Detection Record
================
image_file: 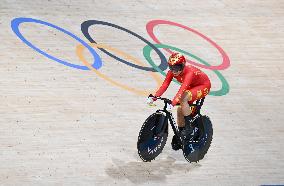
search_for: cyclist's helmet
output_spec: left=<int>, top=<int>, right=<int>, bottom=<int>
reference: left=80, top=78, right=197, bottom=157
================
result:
left=168, top=53, right=186, bottom=72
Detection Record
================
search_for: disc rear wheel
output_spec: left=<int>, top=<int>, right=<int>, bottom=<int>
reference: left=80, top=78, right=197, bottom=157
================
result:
left=182, top=115, right=213, bottom=163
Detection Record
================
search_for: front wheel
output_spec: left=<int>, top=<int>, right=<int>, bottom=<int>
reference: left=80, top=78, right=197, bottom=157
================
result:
left=182, top=115, right=213, bottom=163
left=137, top=112, right=168, bottom=162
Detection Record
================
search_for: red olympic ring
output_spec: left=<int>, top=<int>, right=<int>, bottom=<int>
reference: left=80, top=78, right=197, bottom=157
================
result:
left=146, top=20, right=230, bottom=70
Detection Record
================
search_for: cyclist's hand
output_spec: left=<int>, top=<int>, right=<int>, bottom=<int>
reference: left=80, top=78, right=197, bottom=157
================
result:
left=147, top=94, right=156, bottom=106
left=146, top=98, right=156, bottom=106
left=166, top=103, right=174, bottom=112
left=146, top=97, right=154, bottom=105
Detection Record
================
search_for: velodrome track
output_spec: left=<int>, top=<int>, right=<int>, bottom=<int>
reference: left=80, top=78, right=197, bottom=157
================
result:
left=0, top=0, right=283, bottom=185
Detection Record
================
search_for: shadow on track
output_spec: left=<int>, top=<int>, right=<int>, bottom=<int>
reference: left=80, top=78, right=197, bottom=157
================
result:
left=105, top=156, right=201, bottom=184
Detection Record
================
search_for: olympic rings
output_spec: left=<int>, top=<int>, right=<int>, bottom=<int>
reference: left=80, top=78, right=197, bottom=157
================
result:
left=146, top=20, right=230, bottom=70
left=81, top=20, right=168, bottom=72
left=11, top=17, right=102, bottom=70
left=143, top=44, right=229, bottom=96
left=11, top=17, right=230, bottom=97
left=76, top=43, right=163, bottom=96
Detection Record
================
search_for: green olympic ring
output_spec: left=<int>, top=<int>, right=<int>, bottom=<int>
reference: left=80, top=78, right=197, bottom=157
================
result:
left=143, top=44, right=230, bottom=96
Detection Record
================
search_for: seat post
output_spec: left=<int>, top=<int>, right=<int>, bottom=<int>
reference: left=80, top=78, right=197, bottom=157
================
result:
left=196, top=98, right=205, bottom=115
left=199, top=98, right=205, bottom=107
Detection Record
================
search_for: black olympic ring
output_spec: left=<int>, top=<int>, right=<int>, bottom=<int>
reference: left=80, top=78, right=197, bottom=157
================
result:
left=81, top=20, right=168, bottom=72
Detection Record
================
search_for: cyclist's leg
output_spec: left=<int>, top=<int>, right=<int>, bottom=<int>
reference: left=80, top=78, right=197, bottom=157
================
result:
left=177, top=106, right=185, bottom=128
left=180, top=84, right=210, bottom=117
left=180, top=92, right=193, bottom=116
left=172, top=106, right=184, bottom=150
left=180, top=83, right=211, bottom=140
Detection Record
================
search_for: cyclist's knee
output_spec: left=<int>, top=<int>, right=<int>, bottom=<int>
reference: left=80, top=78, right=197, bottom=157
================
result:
left=180, top=91, right=191, bottom=105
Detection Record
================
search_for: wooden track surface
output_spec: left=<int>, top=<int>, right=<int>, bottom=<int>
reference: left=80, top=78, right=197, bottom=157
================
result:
left=0, top=0, right=283, bottom=185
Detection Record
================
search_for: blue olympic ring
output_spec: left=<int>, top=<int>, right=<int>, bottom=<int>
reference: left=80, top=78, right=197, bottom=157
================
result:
left=11, top=17, right=102, bottom=70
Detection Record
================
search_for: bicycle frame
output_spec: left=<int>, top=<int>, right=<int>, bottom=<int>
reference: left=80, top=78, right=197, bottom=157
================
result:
left=153, top=97, right=205, bottom=139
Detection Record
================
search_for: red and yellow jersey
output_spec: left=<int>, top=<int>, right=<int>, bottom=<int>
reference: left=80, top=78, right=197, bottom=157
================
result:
left=154, top=65, right=211, bottom=106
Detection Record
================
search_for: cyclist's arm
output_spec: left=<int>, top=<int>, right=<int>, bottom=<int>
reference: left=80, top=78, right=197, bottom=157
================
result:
left=171, top=72, right=194, bottom=106
left=154, top=71, right=174, bottom=97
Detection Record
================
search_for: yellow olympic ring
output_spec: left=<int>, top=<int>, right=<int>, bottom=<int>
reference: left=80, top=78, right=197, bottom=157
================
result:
left=76, top=43, right=163, bottom=96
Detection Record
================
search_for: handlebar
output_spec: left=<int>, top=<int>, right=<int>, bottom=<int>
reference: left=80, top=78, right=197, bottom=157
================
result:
left=148, top=94, right=172, bottom=105
left=148, top=95, right=205, bottom=115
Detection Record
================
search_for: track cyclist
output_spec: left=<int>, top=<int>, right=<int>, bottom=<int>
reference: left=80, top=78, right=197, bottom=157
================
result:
left=147, top=53, right=211, bottom=150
